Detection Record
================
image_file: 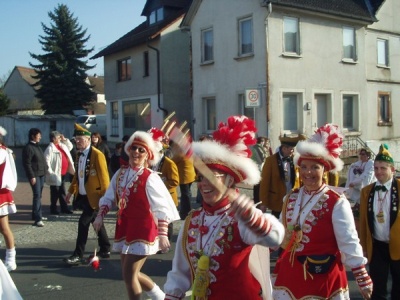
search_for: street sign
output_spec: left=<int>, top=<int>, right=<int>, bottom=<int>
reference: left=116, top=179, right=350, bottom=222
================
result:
left=245, top=89, right=261, bottom=107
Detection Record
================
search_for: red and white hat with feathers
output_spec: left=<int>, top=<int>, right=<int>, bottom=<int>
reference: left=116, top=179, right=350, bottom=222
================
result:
left=192, top=115, right=261, bottom=185
left=125, top=129, right=162, bottom=166
left=294, top=124, right=344, bottom=172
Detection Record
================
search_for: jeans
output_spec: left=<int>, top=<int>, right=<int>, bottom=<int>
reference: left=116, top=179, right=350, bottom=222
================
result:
left=30, top=176, right=45, bottom=222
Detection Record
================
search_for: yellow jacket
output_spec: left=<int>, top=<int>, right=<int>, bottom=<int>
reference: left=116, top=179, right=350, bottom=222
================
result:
left=359, top=178, right=400, bottom=261
left=160, top=156, right=180, bottom=206
left=172, top=155, right=196, bottom=185
left=259, top=153, right=300, bottom=212
left=68, top=147, right=110, bottom=209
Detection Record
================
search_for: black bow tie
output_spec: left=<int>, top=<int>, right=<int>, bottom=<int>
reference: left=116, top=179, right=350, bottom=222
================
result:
left=78, top=152, right=84, bottom=157
left=375, top=185, right=388, bottom=192
left=282, top=157, right=291, bottom=162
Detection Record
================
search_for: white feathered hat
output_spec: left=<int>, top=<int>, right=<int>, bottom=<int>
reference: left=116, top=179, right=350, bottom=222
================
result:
left=294, top=124, right=344, bottom=172
left=192, top=115, right=260, bottom=185
left=125, top=130, right=162, bottom=166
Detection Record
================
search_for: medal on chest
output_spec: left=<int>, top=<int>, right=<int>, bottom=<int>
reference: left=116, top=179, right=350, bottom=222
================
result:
left=79, top=169, right=84, bottom=178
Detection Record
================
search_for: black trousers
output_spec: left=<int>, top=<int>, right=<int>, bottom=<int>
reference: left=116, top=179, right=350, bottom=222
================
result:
left=50, top=175, right=70, bottom=212
left=370, top=239, right=400, bottom=300
left=179, top=183, right=192, bottom=219
left=72, top=194, right=110, bottom=258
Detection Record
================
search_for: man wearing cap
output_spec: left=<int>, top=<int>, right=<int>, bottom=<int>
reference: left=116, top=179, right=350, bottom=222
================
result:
left=63, top=124, right=111, bottom=265
left=359, top=144, right=400, bottom=299
left=259, top=134, right=304, bottom=218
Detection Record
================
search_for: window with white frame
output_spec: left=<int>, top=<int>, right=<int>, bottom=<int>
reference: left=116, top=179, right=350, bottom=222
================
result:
left=343, top=26, right=356, bottom=60
left=111, top=101, right=119, bottom=136
left=283, top=17, right=300, bottom=54
left=377, top=39, right=389, bottom=67
left=117, top=57, right=131, bottom=81
left=282, top=93, right=300, bottom=131
left=201, top=28, right=214, bottom=63
left=204, top=97, right=216, bottom=131
left=239, top=17, right=253, bottom=56
left=238, top=94, right=254, bottom=120
left=378, top=92, right=392, bottom=126
left=123, top=100, right=151, bottom=134
left=342, top=94, right=359, bottom=131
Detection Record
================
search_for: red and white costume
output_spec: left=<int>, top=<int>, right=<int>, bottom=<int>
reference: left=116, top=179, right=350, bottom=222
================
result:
left=272, top=185, right=367, bottom=299
left=164, top=197, right=284, bottom=300
left=0, top=145, right=17, bottom=216
left=99, top=165, right=180, bottom=255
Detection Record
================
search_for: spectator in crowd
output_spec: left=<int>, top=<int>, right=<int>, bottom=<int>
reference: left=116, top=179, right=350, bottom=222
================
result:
left=109, top=142, right=123, bottom=176
left=359, top=144, right=400, bottom=299
left=63, top=124, right=111, bottom=265
left=272, top=124, right=372, bottom=300
left=93, top=129, right=180, bottom=300
left=0, top=127, right=18, bottom=271
left=91, top=132, right=111, bottom=166
left=345, top=148, right=376, bottom=212
left=44, top=131, right=75, bottom=215
left=170, top=141, right=196, bottom=220
left=164, top=115, right=284, bottom=300
left=22, top=128, right=47, bottom=227
left=263, top=137, right=273, bottom=157
left=259, top=134, right=305, bottom=218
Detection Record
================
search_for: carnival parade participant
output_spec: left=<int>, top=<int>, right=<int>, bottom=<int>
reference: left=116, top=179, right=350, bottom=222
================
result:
left=272, top=124, right=372, bottom=299
left=0, top=127, right=18, bottom=271
left=164, top=115, right=285, bottom=300
left=359, top=144, right=400, bottom=299
left=93, top=129, right=180, bottom=300
left=259, top=134, right=305, bottom=218
left=63, top=124, right=111, bottom=265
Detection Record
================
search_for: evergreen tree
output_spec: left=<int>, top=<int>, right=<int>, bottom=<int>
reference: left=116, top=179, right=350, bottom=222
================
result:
left=0, top=89, right=10, bottom=116
left=29, top=4, right=95, bottom=114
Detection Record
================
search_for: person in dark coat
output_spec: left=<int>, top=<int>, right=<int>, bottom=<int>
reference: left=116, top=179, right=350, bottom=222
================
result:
left=22, top=128, right=47, bottom=227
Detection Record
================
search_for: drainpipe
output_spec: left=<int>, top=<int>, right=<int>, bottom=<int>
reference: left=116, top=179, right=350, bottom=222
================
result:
left=147, top=40, right=168, bottom=117
left=261, top=1, right=272, bottom=138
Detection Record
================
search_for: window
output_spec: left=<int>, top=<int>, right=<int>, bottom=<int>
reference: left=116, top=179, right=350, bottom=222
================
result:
left=343, top=27, right=356, bottom=60
left=149, top=7, right=164, bottom=25
left=117, top=58, right=131, bottom=81
left=123, top=100, right=151, bottom=134
left=342, top=94, right=359, bottom=131
left=238, top=94, right=254, bottom=120
left=377, top=39, right=389, bottom=67
left=111, top=101, right=119, bottom=136
left=239, top=17, right=253, bottom=56
left=283, top=17, right=300, bottom=54
left=143, top=51, right=149, bottom=77
left=282, top=93, right=301, bottom=131
left=378, top=92, right=392, bottom=126
left=201, top=28, right=214, bottom=63
left=204, top=97, right=216, bottom=131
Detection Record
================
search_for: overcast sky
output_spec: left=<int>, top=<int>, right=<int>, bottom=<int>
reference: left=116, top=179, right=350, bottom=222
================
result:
left=0, top=0, right=147, bottom=79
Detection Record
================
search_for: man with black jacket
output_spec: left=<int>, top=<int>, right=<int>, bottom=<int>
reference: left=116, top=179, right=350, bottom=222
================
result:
left=22, top=128, right=47, bottom=227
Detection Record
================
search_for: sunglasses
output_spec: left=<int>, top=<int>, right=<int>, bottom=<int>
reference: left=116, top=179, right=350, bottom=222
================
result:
left=130, top=146, right=147, bottom=154
left=196, top=173, right=225, bottom=182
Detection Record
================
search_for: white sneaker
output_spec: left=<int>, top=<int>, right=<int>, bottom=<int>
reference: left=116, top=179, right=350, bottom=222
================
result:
left=5, top=262, right=16, bottom=272
left=34, top=221, right=44, bottom=227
